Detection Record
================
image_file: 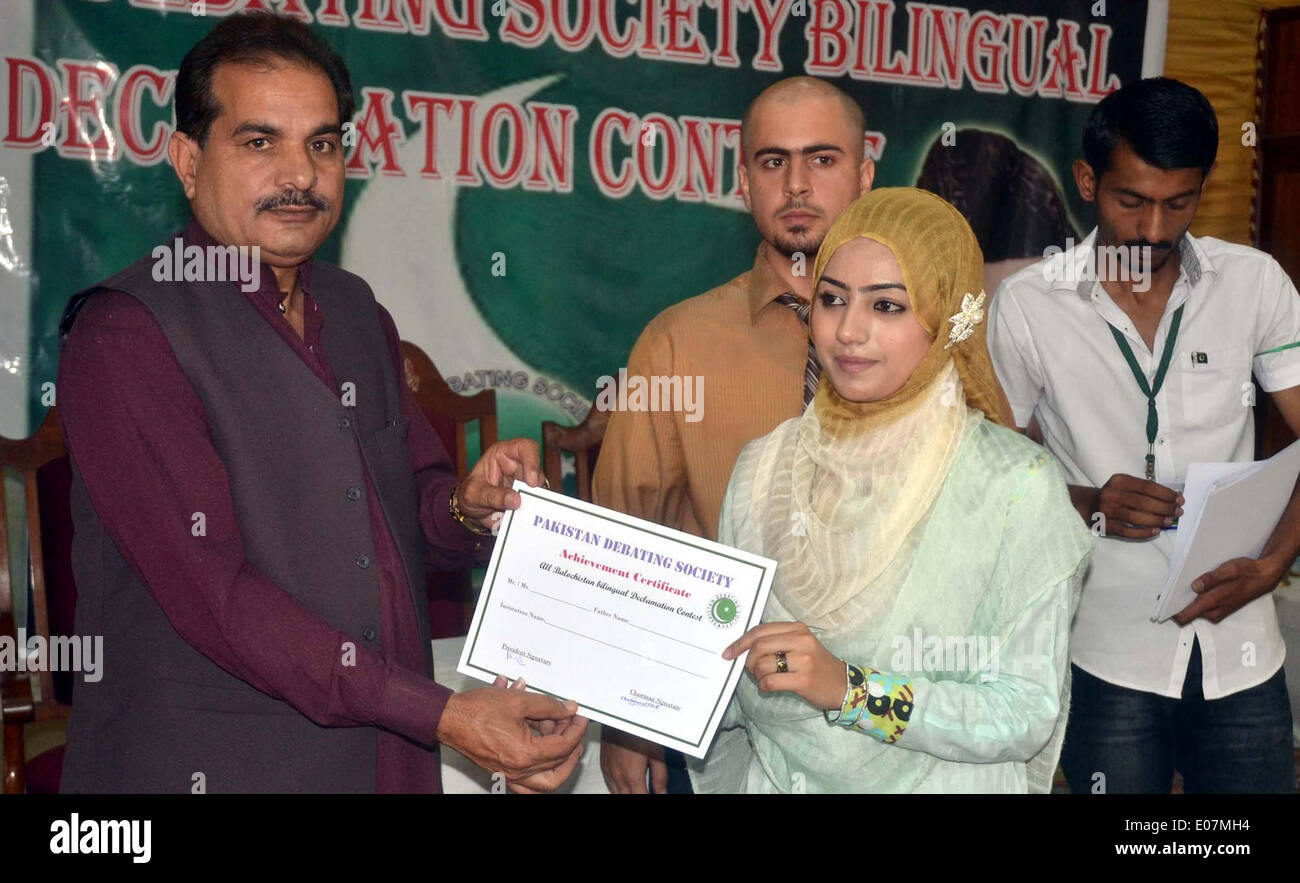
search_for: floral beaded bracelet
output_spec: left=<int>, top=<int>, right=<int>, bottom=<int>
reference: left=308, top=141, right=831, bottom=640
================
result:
left=824, top=661, right=915, bottom=744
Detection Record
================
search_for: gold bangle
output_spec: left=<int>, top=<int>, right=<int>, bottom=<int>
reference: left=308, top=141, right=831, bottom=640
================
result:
left=449, top=483, right=494, bottom=536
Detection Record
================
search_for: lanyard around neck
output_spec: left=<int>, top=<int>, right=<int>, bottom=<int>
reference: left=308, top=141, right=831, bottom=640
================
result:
left=1106, top=303, right=1185, bottom=480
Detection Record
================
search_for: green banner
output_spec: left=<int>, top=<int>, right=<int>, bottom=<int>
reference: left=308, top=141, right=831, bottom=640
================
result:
left=0, top=0, right=1163, bottom=442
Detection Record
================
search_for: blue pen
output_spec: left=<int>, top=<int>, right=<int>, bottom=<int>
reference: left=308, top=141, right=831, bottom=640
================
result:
left=1162, top=484, right=1185, bottom=531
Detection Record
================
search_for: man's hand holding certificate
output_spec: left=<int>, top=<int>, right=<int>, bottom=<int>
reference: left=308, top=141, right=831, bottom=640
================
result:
left=458, top=482, right=776, bottom=759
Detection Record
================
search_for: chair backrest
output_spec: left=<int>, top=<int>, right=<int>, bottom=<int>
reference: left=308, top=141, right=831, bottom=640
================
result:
left=1, top=408, right=76, bottom=792
left=0, top=408, right=70, bottom=713
left=400, top=341, right=497, bottom=477
left=399, top=342, right=497, bottom=640
left=541, top=386, right=613, bottom=503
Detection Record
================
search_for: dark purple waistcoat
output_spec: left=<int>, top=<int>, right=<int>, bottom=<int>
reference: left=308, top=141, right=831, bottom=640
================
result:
left=57, top=240, right=431, bottom=793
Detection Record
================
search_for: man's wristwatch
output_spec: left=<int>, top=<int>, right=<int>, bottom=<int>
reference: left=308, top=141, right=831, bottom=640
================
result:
left=449, top=483, right=494, bottom=536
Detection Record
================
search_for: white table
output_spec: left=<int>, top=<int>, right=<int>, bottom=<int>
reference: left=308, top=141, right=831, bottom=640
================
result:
left=434, top=636, right=610, bottom=793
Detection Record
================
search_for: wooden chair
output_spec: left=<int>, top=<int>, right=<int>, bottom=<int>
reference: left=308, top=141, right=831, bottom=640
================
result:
left=400, top=341, right=497, bottom=477
left=400, top=342, right=497, bottom=637
left=541, top=379, right=614, bottom=503
left=1, top=408, right=75, bottom=794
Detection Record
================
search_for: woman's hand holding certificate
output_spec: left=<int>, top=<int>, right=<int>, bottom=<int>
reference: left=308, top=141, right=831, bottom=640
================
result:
left=723, top=621, right=847, bottom=710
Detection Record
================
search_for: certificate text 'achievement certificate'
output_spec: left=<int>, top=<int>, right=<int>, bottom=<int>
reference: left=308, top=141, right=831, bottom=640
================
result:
left=457, top=482, right=776, bottom=759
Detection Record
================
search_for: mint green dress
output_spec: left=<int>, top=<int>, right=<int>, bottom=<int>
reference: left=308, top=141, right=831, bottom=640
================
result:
left=688, top=413, right=1094, bottom=793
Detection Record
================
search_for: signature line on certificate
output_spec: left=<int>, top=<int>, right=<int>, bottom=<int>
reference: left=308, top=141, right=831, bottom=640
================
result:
left=539, top=620, right=707, bottom=679
left=526, top=586, right=713, bottom=655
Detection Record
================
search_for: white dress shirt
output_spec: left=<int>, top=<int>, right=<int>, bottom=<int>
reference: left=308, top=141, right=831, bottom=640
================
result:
left=988, top=228, right=1300, bottom=699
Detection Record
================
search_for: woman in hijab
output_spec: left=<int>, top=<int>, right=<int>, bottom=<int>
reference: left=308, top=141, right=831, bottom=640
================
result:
left=688, top=188, right=1093, bottom=793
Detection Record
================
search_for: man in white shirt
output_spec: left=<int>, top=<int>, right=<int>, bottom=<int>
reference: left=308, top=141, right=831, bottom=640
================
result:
left=989, top=77, right=1300, bottom=793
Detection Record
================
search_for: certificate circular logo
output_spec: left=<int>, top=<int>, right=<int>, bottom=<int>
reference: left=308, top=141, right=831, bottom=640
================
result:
left=709, top=594, right=739, bottom=628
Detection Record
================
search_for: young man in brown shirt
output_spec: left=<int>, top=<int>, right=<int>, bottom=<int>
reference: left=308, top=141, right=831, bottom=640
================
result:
left=593, top=77, right=875, bottom=793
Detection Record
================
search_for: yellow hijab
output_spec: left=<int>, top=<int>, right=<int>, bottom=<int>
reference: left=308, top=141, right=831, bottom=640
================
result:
left=809, top=187, right=1014, bottom=436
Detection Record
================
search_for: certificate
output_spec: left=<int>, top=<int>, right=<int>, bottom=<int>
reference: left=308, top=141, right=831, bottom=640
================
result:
left=457, top=482, right=776, bottom=759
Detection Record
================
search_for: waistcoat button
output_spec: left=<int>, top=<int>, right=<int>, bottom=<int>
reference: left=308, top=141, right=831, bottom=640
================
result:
left=339, top=417, right=351, bottom=430
left=362, top=627, right=377, bottom=642
left=346, top=486, right=362, bottom=501
left=356, top=554, right=371, bottom=569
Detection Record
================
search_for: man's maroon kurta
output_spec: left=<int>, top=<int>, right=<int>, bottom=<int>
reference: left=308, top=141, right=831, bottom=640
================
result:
left=57, top=219, right=489, bottom=792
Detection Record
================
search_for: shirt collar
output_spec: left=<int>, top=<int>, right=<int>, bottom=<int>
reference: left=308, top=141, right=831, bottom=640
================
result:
left=1176, top=232, right=1214, bottom=287
left=182, top=217, right=315, bottom=308
left=1059, top=227, right=1217, bottom=300
left=747, top=241, right=803, bottom=324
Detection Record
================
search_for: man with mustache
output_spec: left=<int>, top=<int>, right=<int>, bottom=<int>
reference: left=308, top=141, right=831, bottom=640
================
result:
left=988, top=77, right=1300, bottom=793
left=54, top=12, right=587, bottom=793
left=593, top=76, right=874, bottom=793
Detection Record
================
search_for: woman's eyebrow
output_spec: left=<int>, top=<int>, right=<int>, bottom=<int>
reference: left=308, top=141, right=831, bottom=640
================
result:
left=819, top=277, right=907, bottom=293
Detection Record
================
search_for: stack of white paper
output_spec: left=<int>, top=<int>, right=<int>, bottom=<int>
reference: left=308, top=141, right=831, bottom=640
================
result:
left=1154, top=438, right=1300, bottom=623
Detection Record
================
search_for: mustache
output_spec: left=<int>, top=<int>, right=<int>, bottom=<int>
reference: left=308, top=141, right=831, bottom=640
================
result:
left=778, top=201, right=820, bottom=217
left=1124, top=239, right=1174, bottom=251
left=255, top=190, right=331, bottom=213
